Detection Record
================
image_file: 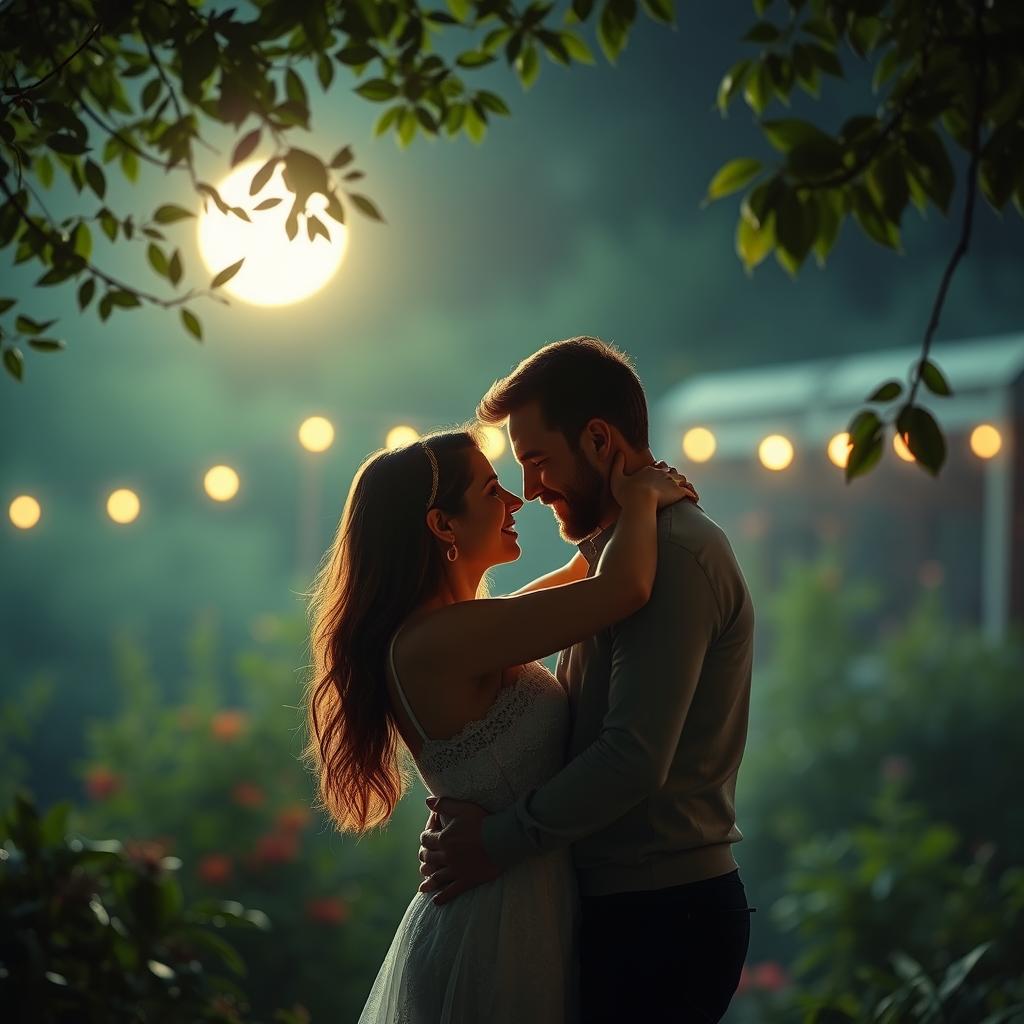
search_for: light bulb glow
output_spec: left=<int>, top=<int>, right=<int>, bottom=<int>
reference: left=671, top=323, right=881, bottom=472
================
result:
left=683, top=427, right=716, bottom=463
left=758, top=434, right=794, bottom=471
left=893, top=432, right=915, bottom=462
left=385, top=425, right=420, bottom=450
left=107, top=488, right=140, bottom=524
left=204, top=465, right=240, bottom=502
left=970, top=424, right=1002, bottom=459
left=9, top=495, right=41, bottom=529
left=299, top=416, right=335, bottom=453
left=827, top=432, right=853, bottom=469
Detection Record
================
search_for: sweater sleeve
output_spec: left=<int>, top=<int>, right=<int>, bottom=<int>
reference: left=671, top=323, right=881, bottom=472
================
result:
left=481, top=540, right=719, bottom=869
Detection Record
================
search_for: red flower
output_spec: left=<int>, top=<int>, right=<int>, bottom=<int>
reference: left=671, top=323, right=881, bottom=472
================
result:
left=750, top=961, right=790, bottom=992
left=231, top=782, right=266, bottom=808
left=197, top=854, right=233, bottom=885
left=252, top=831, right=299, bottom=866
left=210, top=709, right=248, bottom=742
left=84, top=766, right=122, bottom=801
left=275, top=804, right=312, bottom=832
left=305, top=897, right=349, bottom=925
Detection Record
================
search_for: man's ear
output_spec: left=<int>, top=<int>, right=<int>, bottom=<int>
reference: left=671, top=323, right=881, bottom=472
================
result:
left=426, top=508, right=455, bottom=545
left=583, top=419, right=615, bottom=464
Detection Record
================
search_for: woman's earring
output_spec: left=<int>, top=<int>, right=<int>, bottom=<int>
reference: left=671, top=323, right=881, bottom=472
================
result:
left=447, top=544, right=459, bottom=562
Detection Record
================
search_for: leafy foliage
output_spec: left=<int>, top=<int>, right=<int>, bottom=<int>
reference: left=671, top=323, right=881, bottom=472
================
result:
left=2, top=1, right=1021, bottom=480
left=0, top=791, right=283, bottom=1023
left=0, top=0, right=672, bottom=370
left=707, top=0, right=1024, bottom=479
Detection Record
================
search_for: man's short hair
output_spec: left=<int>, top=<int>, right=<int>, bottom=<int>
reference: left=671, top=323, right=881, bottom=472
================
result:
left=477, top=336, right=649, bottom=450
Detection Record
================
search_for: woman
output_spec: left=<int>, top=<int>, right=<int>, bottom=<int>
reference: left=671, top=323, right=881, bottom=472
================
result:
left=304, top=426, right=694, bottom=1023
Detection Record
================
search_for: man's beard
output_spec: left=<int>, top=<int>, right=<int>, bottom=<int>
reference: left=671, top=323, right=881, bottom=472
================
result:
left=548, top=458, right=607, bottom=543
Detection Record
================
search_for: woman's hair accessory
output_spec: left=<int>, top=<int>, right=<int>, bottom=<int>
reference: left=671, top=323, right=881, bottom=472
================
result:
left=422, top=443, right=439, bottom=509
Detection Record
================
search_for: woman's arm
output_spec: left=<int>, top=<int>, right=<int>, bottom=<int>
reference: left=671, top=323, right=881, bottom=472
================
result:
left=508, top=551, right=590, bottom=597
left=405, top=456, right=690, bottom=678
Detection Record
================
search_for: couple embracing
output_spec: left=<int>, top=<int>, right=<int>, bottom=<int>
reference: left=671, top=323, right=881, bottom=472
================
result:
left=305, top=337, right=755, bottom=1023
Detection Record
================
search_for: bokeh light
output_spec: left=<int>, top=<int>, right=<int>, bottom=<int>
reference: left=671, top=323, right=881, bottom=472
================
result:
left=9, top=495, right=41, bottom=530
left=970, top=424, right=1002, bottom=459
left=299, top=416, right=335, bottom=453
left=204, top=465, right=241, bottom=502
left=893, top=432, right=915, bottom=462
left=827, top=432, right=853, bottom=469
left=683, top=427, right=717, bottom=463
left=107, top=488, right=140, bottom=524
left=479, top=425, right=507, bottom=461
left=385, top=424, right=420, bottom=450
left=758, top=434, right=794, bottom=471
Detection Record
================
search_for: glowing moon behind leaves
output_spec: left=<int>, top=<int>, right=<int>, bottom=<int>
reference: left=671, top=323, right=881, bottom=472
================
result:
left=197, top=159, right=348, bottom=307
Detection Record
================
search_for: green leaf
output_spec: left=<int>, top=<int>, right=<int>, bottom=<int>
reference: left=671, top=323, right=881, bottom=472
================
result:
left=3, top=346, right=24, bottom=380
left=642, top=0, right=674, bottom=25
left=807, top=44, right=842, bottom=77
left=867, top=380, right=903, bottom=402
left=35, top=154, right=54, bottom=189
left=109, top=290, right=140, bottom=309
left=210, top=259, right=244, bottom=289
left=0, top=298, right=15, bottom=314
left=560, top=32, right=595, bottom=64
left=736, top=209, right=774, bottom=272
left=845, top=425, right=883, bottom=482
left=477, top=91, right=511, bottom=116
left=349, top=193, right=384, bottom=222
left=147, top=243, right=169, bottom=279
left=447, top=0, right=471, bottom=21
left=84, top=160, right=106, bottom=199
left=897, top=405, right=946, bottom=475
left=335, top=44, right=378, bottom=66
left=317, top=53, right=335, bottom=90
left=851, top=184, right=900, bottom=250
left=141, top=77, right=163, bottom=110
left=706, top=158, right=763, bottom=202
left=253, top=198, right=282, bottom=211
left=77, top=279, right=95, bottom=310
left=168, top=250, right=182, bottom=286
left=180, top=308, right=203, bottom=341
left=867, top=150, right=909, bottom=223
left=517, top=44, right=540, bottom=88
left=27, top=337, right=64, bottom=352
left=231, top=129, right=261, bottom=168
left=743, top=61, right=771, bottom=115
left=153, top=205, right=195, bottom=224
left=904, top=130, right=954, bottom=214
left=920, top=359, right=952, bottom=397
left=717, top=59, right=752, bottom=115
left=16, top=316, right=56, bottom=336
left=457, top=50, right=496, bottom=68
left=46, top=133, right=87, bottom=156
left=355, top=79, right=399, bottom=101
left=743, top=21, right=781, bottom=43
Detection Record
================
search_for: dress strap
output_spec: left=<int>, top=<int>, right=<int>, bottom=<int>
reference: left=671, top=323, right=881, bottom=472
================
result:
left=388, top=629, right=429, bottom=743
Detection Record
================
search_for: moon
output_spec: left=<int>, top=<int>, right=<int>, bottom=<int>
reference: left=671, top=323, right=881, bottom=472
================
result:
left=196, top=159, right=348, bottom=307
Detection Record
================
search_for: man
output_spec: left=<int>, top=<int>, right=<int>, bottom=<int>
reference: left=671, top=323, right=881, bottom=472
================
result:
left=419, top=336, right=755, bottom=1022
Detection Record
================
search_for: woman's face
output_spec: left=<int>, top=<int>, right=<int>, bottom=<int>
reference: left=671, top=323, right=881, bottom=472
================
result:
left=451, top=448, right=524, bottom=568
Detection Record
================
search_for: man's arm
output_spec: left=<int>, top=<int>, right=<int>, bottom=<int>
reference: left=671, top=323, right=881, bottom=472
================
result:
left=480, top=539, right=719, bottom=869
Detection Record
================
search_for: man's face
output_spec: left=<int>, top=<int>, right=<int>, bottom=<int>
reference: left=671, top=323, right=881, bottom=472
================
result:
left=507, top=402, right=607, bottom=543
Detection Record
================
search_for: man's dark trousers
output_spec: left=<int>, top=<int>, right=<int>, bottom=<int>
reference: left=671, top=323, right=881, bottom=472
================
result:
left=579, top=869, right=752, bottom=1022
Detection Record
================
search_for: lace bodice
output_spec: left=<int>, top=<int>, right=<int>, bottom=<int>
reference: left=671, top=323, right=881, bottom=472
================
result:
left=411, top=661, right=569, bottom=813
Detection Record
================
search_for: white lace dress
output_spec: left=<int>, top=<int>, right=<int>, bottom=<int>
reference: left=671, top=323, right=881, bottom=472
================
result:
left=358, top=655, right=579, bottom=1024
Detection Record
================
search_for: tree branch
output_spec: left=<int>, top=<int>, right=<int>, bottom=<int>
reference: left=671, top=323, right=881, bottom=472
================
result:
left=0, top=173, right=210, bottom=310
left=906, top=0, right=986, bottom=408
left=1, top=21, right=102, bottom=96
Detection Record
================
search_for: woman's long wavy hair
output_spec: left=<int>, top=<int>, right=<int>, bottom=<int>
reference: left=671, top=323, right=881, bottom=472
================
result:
left=304, top=428, right=481, bottom=834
